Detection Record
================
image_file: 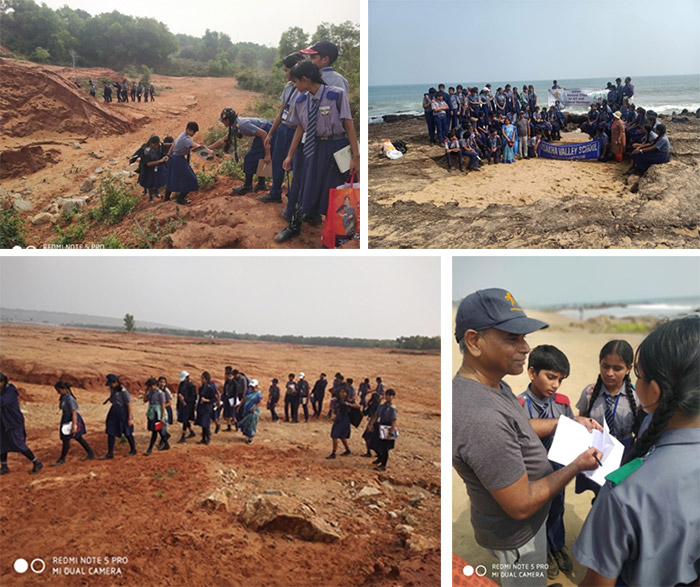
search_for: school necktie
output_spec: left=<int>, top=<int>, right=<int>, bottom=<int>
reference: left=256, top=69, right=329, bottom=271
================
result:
left=304, top=97, right=319, bottom=160
left=535, top=400, right=549, bottom=419
left=604, top=394, right=616, bottom=433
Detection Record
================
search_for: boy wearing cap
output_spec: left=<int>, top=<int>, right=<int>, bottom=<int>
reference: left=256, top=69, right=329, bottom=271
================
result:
left=452, top=288, right=602, bottom=587
left=300, top=40, right=349, bottom=95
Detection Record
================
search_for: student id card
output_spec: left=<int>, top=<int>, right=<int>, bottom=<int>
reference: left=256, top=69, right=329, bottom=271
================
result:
left=333, top=145, right=353, bottom=173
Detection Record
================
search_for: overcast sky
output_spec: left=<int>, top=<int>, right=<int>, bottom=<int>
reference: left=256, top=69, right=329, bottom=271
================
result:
left=0, top=257, right=440, bottom=339
left=369, top=0, right=700, bottom=85
left=38, top=0, right=359, bottom=47
left=453, top=256, right=700, bottom=307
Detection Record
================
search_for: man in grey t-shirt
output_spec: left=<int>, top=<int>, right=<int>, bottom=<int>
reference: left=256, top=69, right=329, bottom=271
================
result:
left=452, top=288, right=602, bottom=586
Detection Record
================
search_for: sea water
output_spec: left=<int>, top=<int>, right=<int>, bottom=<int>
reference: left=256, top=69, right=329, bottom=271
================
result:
left=369, top=74, right=700, bottom=123
left=553, top=296, right=699, bottom=321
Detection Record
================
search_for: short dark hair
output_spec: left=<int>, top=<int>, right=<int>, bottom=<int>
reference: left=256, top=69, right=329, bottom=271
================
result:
left=347, top=378, right=353, bottom=385
left=290, top=61, right=324, bottom=85
left=283, top=52, right=305, bottom=69
left=186, top=121, right=199, bottom=132
left=146, top=377, right=158, bottom=387
left=202, top=371, right=211, bottom=382
left=528, top=345, right=570, bottom=377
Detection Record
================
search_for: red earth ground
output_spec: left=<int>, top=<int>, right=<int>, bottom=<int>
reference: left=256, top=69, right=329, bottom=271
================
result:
left=0, top=323, right=439, bottom=586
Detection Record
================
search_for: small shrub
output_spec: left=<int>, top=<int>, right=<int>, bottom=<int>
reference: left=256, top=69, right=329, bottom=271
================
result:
left=52, top=218, right=89, bottom=245
left=90, top=177, right=140, bottom=225
left=196, top=171, right=217, bottom=190
left=99, top=234, right=124, bottom=249
left=218, top=158, right=245, bottom=180
left=0, top=208, right=27, bottom=248
left=203, top=125, right=227, bottom=146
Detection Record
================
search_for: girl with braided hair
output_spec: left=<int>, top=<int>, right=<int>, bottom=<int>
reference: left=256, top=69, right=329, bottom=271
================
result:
left=573, top=315, right=700, bottom=587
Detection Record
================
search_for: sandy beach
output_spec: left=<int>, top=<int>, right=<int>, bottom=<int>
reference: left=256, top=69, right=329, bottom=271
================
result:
left=451, top=308, right=649, bottom=586
left=369, top=115, right=700, bottom=249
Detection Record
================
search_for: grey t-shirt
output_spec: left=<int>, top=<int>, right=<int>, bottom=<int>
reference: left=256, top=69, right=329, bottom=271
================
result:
left=515, top=118, right=529, bottom=137
left=452, top=375, right=553, bottom=550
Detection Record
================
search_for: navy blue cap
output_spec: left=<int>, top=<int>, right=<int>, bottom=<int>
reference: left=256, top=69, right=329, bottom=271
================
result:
left=455, top=288, right=548, bottom=342
left=105, top=373, right=119, bottom=385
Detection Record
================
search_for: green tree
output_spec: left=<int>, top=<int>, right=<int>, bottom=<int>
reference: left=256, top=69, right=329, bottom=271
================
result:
left=123, top=313, right=135, bottom=332
left=31, top=45, right=50, bottom=62
left=278, top=26, right=308, bottom=60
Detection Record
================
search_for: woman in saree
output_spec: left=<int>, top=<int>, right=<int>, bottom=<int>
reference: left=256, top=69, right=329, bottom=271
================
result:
left=238, top=379, right=263, bottom=444
left=501, top=118, right=516, bottom=164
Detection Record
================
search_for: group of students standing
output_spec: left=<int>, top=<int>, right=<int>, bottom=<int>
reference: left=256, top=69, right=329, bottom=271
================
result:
left=127, top=40, right=359, bottom=246
left=99, top=79, right=155, bottom=103
left=0, top=368, right=399, bottom=474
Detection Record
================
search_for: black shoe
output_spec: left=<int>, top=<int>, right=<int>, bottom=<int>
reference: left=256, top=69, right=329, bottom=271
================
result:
left=31, top=461, right=43, bottom=474
left=99, top=454, right=114, bottom=460
left=372, top=458, right=382, bottom=465
left=144, top=449, right=152, bottom=456
left=198, top=438, right=207, bottom=445
left=326, top=453, right=336, bottom=459
left=176, top=197, right=191, bottom=205
left=233, top=184, right=253, bottom=195
left=254, top=182, right=268, bottom=192
left=215, top=423, right=220, bottom=434
left=459, top=165, right=464, bottom=172
left=50, top=459, right=65, bottom=467
left=257, top=193, right=283, bottom=203
left=246, top=437, right=253, bottom=444
left=374, top=465, right=386, bottom=471
left=547, top=551, right=559, bottom=579
left=177, top=436, right=186, bottom=444
left=82, top=452, right=96, bottom=461
left=187, top=430, right=196, bottom=438
left=274, top=227, right=300, bottom=243
left=340, top=449, right=351, bottom=456
left=0, top=466, right=9, bottom=475
left=553, top=547, right=573, bottom=574
left=161, top=442, right=170, bottom=451
left=226, top=425, right=232, bottom=432
left=361, top=452, right=372, bottom=458
left=125, top=450, right=137, bottom=457
left=302, top=213, right=323, bottom=227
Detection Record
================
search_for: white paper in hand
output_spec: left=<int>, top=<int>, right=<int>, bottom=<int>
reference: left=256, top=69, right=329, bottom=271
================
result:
left=547, top=415, right=624, bottom=486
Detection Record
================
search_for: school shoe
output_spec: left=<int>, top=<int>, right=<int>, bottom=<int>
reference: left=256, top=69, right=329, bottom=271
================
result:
left=176, top=195, right=191, bottom=205
left=177, top=435, right=186, bottom=444
left=372, top=458, right=382, bottom=465
left=254, top=181, right=268, bottom=192
left=326, top=453, right=336, bottom=459
left=99, top=454, right=114, bottom=460
left=302, top=213, right=323, bottom=227
left=246, top=437, right=253, bottom=444
left=82, top=452, right=96, bottom=461
left=361, top=452, right=372, bottom=458
left=125, top=450, right=137, bottom=457
left=159, top=442, right=170, bottom=451
left=0, top=465, right=9, bottom=475
left=144, top=449, right=152, bottom=456
left=232, top=184, right=253, bottom=195
left=553, top=547, right=573, bottom=574
left=459, top=164, right=464, bottom=172
left=215, top=423, right=220, bottom=434
left=187, top=430, right=196, bottom=438
left=447, top=166, right=452, bottom=172
left=226, top=425, right=232, bottom=432
left=547, top=551, right=559, bottom=579
left=31, top=461, right=43, bottom=474
left=50, top=459, right=66, bottom=467
left=340, top=449, right=351, bottom=456
left=257, top=194, right=283, bottom=203
left=274, top=227, right=300, bottom=243
left=374, top=465, right=386, bottom=471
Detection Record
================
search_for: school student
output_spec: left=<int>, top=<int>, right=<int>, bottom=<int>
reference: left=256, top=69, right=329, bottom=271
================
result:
left=0, top=372, right=43, bottom=475
left=267, top=378, right=280, bottom=422
left=177, top=371, right=197, bottom=443
left=139, top=135, right=169, bottom=202
left=89, top=79, right=96, bottom=97
left=358, top=377, right=371, bottom=408
left=516, top=346, right=574, bottom=580
left=327, top=387, right=357, bottom=459
left=422, top=88, right=437, bottom=145
left=431, top=92, right=449, bottom=145
left=627, top=124, right=670, bottom=175
left=238, top=379, right=262, bottom=444
left=311, top=373, right=327, bottom=418
left=143, top=378, right=168, bottom=455
left=51, top=381, right=95, bottom=465
left=259, top=52, right=306, bottom=204
left=207, top=109, right=272, bottom=195
left=276, top=61, right=360, bottom=243
left=284, top=373, right=297, bottom=423
left=444, top=130, right=464, bottom=172
left=573, top=315, right=700, bottom=587
left=369, top=389, right=399, bottom=471
left=157, top=376, right=173, bottom=449
left=485, top=130, right=501, bottom=165
left=167, top=122, right=201, bottom=205
left=362, top=387, right=381, bottom=457
left=297, top=373, right=310, bottom=423
left=101, top=374, right=136, bottom=459
left=196, top=372, right=216, bottom=445
left=300, top=40, right=349, bottom=95
left=222, top=367, right=236, bottom=431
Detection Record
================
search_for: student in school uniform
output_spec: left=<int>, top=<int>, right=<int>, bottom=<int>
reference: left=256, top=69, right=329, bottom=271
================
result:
left=575, top=339, right=641, bottom=497
left=573, top=315, right=700, bottom=587
left=431, top=92, right=450, bottom=145
left=362, top=387, right=381, bottom=458
left=276, top=61, right=360, bottom=243
left=52, top=381, right=95, bottom=465
left=143, top=378, right=168, bottom=455
left=311, top=373, right=327, bottom=418
left=369, top=388, right=398, bottom=471
left=259, top=52, right=306, bottom=204
left=444, top=130, right=464, bottom=172
left=484, top=130, right=501, bottom=165
left=422, top=88, right=437, bottom=145
left=327, top=387, right=357, bottom=459
left=157, top=376, right=173, bottom=448
left=196, top=372, right=216, bottom=445
left=456, top=85, right=466, bottom=126
left=222, top=367, right=236, bottom=431
left=137, top=82, right=143, bottom=102
left=459, top=132, right=480, bottom=171
left=516, top=346, right=575, bottom=580
left=494, top=88, right=507, bottom=118
left=621, top=76, right=634, bottom=102
left=167, top=122, right=201, bottom=205
left=207, top=109, right=273, bottom=195
left=358, top=378, right=371, bottom=408
left=0, top=372, right=43, bottom=475
left=101, top=374, right=136, bottom=459
left=177, top=371, right=197, bottom=443
left=149, top=83, right=155, bottom=101
left=284, top=373, right=297, bottom=423
left=627, top=124, right=671, bottom=175
left=375, top=377, right=386, bottom=400
left=267, top=378, right=280, bottom=422
left=89, top=79, right=96, bottom=97
left=297, top=373, right=310, bottom=423
left=210, top=376, right=222, bottom=434
left=300, top=40, right=349, bottom=95
left=448, top=87, right=460, bottom=131
left=139, top=135, right=169, bottom=202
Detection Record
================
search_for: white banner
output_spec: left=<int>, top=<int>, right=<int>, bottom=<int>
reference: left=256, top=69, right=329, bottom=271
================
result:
left=548, top=88, right=608, bottom=107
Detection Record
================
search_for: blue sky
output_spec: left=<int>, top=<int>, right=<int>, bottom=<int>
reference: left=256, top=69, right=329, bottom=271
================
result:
left=453, top=256, right=700, bottom=306
left=370, top=0, right=700, bottom=85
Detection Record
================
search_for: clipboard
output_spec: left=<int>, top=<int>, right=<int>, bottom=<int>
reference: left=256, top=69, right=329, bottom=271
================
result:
left=256, top=159, right=272, bottom=177
left=333, top=145, right=352, bottom=173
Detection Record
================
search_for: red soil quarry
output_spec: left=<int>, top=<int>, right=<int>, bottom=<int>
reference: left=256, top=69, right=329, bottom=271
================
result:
left=0, top=324, right=440, bottom=586
left=0, top=59, right=356, bottom=249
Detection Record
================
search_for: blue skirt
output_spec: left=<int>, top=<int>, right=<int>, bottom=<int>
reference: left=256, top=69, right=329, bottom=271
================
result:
left=330, top=411, right=351, bottom=439
left=60, top=412, right=86, bottom=440
left=167, top=155, right=199, bottom=194
left=105, top=404, right=133, bottom=437
left=300, top=137, right=349, bottom=217
left=177, top=402, right=196, bottom=423
left=196, top=404, right=213, bottom=429
left=0, top=423, right=28, bottom=453
left=139, top=164, right=167, bottom=190
left=369, top=422, right=395, bottom=452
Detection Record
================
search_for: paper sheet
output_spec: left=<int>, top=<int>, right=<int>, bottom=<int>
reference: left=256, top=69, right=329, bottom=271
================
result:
left=547, top=415, right=624, bottom=486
